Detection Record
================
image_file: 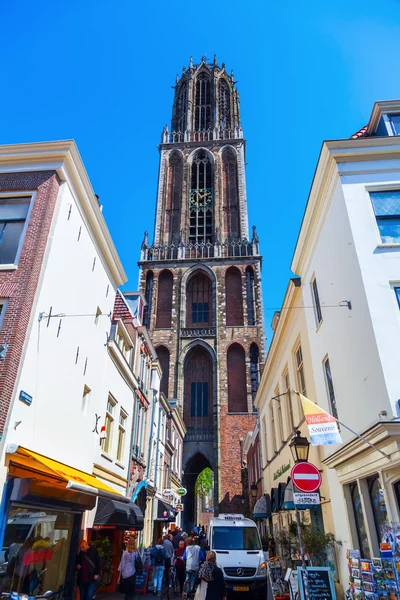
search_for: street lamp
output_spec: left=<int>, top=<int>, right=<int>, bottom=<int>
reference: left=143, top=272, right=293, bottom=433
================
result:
left=250, top=483, right=258, bottom=500
left=289, top=430, right=310, bottom=464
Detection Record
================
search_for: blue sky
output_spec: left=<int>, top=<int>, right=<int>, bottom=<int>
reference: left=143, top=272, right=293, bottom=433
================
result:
left=3, top=0, right=400, bottom=345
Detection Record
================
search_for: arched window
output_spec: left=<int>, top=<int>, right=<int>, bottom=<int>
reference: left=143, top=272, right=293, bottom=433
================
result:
left=250, top=343, right=259, bottom=400
left=166, top=152, right=183, bottom=244
left=246, top=266, right=256, bottom=326
left=156, top=270, right=173, bottom=329
left=143, top=270, right=153, bottom=328
left=227, top=343, right=247, bottom=412
left=195, top=73, right=212, bottom=131
left=190, top=150, right=213, bottom=244
left=175, top=82, right=188, bottom=132
left=368, top=475, right=388, bottom=541
left=184, top=346, right=213, bottom=428
left=225, top=267, right=243, bottom=326
left=219, top=79, right=231, bottom=130
left=157, top=346, right=170, bottom=398
left=222, top=147, right=239, bottom=240
left=350, top=482, right=370, bottom=558
left=187, top=272, right=213, bottom=327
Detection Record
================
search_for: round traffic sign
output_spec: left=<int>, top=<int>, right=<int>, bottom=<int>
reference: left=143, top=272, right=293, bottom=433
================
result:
left=291, top=461, right=322, bottom=493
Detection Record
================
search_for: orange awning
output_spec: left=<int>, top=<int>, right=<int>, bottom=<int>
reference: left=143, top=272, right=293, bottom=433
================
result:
left=6, top=446, right=126, bottom=500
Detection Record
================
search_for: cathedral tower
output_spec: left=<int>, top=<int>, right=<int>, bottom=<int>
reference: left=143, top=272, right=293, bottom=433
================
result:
left=139, top=56, right=265, bottom=528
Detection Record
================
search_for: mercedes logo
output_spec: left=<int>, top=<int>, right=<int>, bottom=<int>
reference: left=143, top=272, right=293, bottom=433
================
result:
left=237, top=568, right=244, bottom=576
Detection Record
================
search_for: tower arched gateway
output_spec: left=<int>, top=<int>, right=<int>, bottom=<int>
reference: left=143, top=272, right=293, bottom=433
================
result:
left=139, top=57, right=265, bottom=522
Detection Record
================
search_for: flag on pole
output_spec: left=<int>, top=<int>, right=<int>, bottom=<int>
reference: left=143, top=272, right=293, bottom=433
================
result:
left=295, top=392, right=342, bottom=446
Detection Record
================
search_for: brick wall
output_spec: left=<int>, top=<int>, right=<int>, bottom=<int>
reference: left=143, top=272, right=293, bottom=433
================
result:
left=0, top=171, right=60, bottom=435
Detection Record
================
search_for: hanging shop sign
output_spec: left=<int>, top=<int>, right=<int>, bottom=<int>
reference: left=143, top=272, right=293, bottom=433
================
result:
left=291, top=461, right=322, bottom=493
left=175, top=504, right=183, bottom=511
left=19, top=390, right=33, bottom=406
left=163, top=488, right=173, bottom=496
left=176, top=487, right=187, bottom=496
left=273, top=462, right=291, bottom=481
left=293, top=492, right=320, bottom=506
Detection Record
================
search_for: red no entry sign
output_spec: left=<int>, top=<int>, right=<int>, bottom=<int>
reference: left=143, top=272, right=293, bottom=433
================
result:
left=291, top=461, right=322, bottom=493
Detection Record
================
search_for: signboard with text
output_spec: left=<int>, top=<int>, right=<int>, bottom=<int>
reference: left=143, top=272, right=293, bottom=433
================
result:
left=293, top=492, right=320, bottom=506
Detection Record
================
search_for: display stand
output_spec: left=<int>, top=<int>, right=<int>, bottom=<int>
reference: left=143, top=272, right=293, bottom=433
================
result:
left=347, top=549, right=400, bottom=600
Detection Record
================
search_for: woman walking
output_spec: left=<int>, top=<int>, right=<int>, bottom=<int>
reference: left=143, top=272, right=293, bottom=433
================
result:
left=198, top=551, right=226, bottom=600
left=118, top=537, right=140, bottom=600
left=150, top=538, right=166, bottom=597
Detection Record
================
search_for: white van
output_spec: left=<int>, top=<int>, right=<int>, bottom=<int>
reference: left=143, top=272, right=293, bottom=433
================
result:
left=207, top=514, right=267, bottom=599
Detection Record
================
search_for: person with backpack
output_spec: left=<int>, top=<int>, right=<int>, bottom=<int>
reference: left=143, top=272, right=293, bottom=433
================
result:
left=150, top=539, right=165, bottom=597
left=183, top=537, right=205, bottom=596
left=118, top=537, right=143, bottom=600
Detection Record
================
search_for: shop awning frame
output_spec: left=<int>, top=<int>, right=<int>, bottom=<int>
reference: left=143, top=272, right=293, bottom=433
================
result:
left=5, top=445, right=129, bottom=503
left=94, top=497, right=144, bottom=530
left=253, top=494, right=271, bottom=519
left=155, top=498, right=178, bottom=522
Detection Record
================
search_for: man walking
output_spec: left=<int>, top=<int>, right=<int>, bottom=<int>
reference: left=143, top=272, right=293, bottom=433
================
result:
left=163, top=534, right=174, bottom=585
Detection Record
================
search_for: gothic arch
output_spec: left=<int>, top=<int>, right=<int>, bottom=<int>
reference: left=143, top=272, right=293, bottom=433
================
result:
left=186, top=271, right=213, bottom=327
left=225, top=266, right=244, bottom=326
left=186, top=146, right=215, bottom=166
left=156, top=345, right=170, bottom=398
left=183, top=345, right=213, bottom=429
left=222, top=146, right=240, bottom=240
left=177, top=340, right=217, bottom=413
left=165, top=150, right=183, bottom=245
left=227, top=342, right=247, bottom=412
left=246, top=265, right=256, bottom=326
left=155, top=269, right=173, bottom=329
left=194, top=71, right=212, bottom=131
left=179, top=265, right=217, bottom=331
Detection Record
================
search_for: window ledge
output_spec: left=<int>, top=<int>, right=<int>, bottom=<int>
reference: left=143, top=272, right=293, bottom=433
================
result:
left=101, top=452, right=113, bottom=463
left=377, top=243, right=400, bottom=249
left=315, top=319, right=323, bottom=333
left=115, top=460, right=125, bottom=470
left=0, top=264, right=18, bottom=271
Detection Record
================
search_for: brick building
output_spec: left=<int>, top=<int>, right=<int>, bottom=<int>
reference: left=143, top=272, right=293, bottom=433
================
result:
left=138, top=56, right=265, bottom=528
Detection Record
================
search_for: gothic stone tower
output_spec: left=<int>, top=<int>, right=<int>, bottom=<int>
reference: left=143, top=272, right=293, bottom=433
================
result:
left=139, top=56, right=265, bottom=527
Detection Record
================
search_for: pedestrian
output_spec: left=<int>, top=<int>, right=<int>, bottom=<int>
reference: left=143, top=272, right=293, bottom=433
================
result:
left=183, top=537, right=205, bottom=595
left=150, top=538, right=165, bottom=597
left=117, top=537, right=141, bottom=600
left=76, top=540, right=101, bottom=600
left=173, top=527, right=183, bottom=549
left=198, top=551, right=226, bottom=600
left=174, top=540, right=186, bottom=595
left=163, top=534, right=174, bottom=585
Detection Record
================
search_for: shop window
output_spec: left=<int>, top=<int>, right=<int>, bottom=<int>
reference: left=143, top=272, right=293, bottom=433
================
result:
left=2, top=504, right=74, bottom=595
left=225, top=267, right=244, bottom=326
left=157, top=345, right=170, bottom=398
left=117, top=410, right=127, bottom=462
left=227, top=343, right=247, bottom=412
left=0, top=196, right=31, bottom=265
left=102, top=395, right=116, bottom=455
left=156, top=270, right=173, bottom=329
left=368, top=476, right=388, bottom=541
left=350, top=482, right=371, bottom=558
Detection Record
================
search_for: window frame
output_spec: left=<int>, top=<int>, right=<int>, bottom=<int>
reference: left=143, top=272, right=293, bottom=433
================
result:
left=282, top=368, right=293, bottom=434
left=115, top=324, right=133, bottom=366
left=323, top=355, right=339, bottom=421
left=369, top=189, right=400, bottom=246
left=0, top=299, right=8, bottom=330
left=394, top=286, right=400, bottom=309
left=269, top=400, right=276, bottom=454
left=294, top=343, right=306, bottom=396
left=0, top=193, right=36, bottom=269
left=310, top=276, right=323, bottom=327
left=275, top=385, right=284, bottom=445
left=102, top=395, right=117, bottom=455
left=82, top=385, right=91, bottom=414
left=116, top=409, right=128, bottom=463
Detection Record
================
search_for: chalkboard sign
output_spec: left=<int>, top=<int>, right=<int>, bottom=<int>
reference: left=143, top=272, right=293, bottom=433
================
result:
left=135, top=565, right=150, bottom=595
left=297, top=567, right=336, bottom=600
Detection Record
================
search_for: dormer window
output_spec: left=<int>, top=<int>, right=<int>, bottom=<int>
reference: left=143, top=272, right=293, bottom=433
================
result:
left=388, top=114, right=400, bottom=136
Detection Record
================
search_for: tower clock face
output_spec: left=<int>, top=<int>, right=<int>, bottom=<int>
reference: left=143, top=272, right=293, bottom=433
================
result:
left=189, top=188, right=213, bottom=208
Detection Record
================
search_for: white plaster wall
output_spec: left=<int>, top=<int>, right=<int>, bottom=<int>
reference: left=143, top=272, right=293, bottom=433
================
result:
left=0, top=179, right=125, bottom=485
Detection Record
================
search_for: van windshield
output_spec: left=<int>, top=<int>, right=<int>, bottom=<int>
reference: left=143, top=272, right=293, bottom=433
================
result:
left=212, top=526, right=261, bottom=550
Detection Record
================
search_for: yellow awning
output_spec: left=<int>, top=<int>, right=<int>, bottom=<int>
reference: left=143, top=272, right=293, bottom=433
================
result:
left=6, top=446, right=124, bottom=499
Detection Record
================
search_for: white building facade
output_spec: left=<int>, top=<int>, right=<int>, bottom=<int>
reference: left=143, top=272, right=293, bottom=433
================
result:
left=291, top=101, right=400, bottom=584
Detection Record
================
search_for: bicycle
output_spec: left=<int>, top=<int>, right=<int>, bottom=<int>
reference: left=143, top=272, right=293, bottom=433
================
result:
left=166, top=562, right=178, bottom=599
left=1, top=587, right=64, bottom=600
